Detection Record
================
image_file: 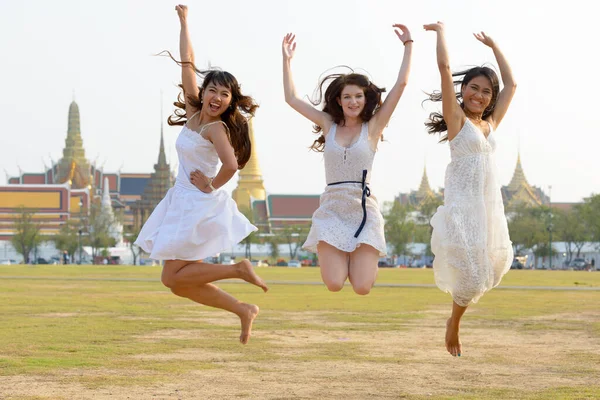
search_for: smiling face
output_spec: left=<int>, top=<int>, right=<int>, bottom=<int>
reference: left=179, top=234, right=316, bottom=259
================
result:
left=201, top=81, right=232, bottom=117
left=461, top=75, right=493, bottom=116
left=337, top=84, right=366, bottom=120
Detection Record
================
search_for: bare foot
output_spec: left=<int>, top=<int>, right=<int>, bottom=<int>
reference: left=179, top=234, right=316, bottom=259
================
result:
left=445, top=318, right=462, bottom=357
left=238, top=303, right=260, bottom=344
left=236, top=259, right=269, bottom=292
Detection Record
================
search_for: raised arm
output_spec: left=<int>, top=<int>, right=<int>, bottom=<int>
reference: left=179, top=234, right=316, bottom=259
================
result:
left=369, top=24, right=413, bottom=135
left=474, top=32, right=517, bottom=129
left=424, top=22, right=463, bottom=140
left=176, top=5, right=200, bottom=117
left=282, top=33, right=332, bottom=133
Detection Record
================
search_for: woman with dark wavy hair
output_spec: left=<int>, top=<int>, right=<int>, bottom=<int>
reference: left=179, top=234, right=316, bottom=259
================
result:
left=135, top=5, right=268, bottom=345
left=281, top=25, right=413, bottom=295
left=423, top=21, right=516, bottom=357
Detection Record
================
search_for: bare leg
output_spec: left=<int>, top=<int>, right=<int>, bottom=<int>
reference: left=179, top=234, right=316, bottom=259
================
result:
left=348, top=244, right=379, bottom=295
left=162, top=259, right=268, bottom=292
left=446, top=301, right=467, bottom=357
left=171, top=283, right=259, bottom=344
left=317, top=241, right=349, bottom=292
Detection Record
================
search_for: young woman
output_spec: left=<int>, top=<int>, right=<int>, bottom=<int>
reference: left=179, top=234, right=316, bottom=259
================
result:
left=135, top=5, right=268, bottom=345
left=424, top=21, right=516, bottom=357
left=282, top=26, right=413, bottom=295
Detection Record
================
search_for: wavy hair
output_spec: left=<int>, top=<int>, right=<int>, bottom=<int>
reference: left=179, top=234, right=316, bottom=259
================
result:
left=160, top=51, right=258, bottom=168
left=424, top=66, right=499, bottom=142
left=310, top=68, right=385, bottom=152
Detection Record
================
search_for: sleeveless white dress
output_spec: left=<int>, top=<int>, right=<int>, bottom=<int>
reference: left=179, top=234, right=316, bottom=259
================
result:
left=135, top=115, right=257, bottom=261
left=303, top=123, right=386, bottom=256
left=430, top=119, right=513, bottom=306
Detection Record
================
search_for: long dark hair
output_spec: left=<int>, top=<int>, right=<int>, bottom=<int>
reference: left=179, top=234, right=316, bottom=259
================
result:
left=310, top=68, right=385, bottom=152
left=424, top=66, right=499, bottom=142
left=160, top=51, right=258, bottom=169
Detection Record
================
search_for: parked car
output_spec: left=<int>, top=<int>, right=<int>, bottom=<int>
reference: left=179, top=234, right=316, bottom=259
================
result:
left=378, top=260, right=396, bottom=268
left=570, top=258, right=588, bottom=271
left=0, top=259, right=11, bottom=265
left=287, top=260, right=301, bottom=268
left=511, top=258, right=524, bottom=270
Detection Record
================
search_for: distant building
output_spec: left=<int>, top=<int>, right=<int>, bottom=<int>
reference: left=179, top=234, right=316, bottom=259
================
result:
left=231, top=119, right=320, bottom=233
left=0, top=100, right=171, bottom=241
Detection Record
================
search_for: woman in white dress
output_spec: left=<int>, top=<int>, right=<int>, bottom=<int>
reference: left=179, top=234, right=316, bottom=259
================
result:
left=281, top=26, right=412, bottom=295
left=135, top=5, right=268, bottom=345
left=424, top=22, right=516, bottom=357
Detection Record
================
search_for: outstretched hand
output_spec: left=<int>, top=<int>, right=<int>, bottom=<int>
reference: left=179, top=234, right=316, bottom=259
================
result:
left=282, top=33, right=297, bottom=60
left=473, top=31, right=495, bottom=48
left=423, top=21, right=444, bottom=32
left=175, top=4, right=188, bottom=23
left=393, top=24, right=412, bottom=44
left=190, top=170, right=212, bottom=193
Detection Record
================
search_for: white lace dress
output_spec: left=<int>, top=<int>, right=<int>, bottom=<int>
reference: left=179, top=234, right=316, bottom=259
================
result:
left=430, top=119, right=513, bottom=306
left=135, top=118, right=257, bottom=261
left=303, top=123, right=386, bottom=256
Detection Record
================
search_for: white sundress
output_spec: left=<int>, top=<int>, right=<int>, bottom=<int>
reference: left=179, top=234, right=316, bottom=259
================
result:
left=303, top=123, right=386, bottom=256
left=430, top=119, right=513, bottom=306
left=135, top=114, right=257, bottom=261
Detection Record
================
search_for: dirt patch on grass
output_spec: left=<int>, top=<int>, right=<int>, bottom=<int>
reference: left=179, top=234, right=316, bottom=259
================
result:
left=3, top=311, right=600, bottom=399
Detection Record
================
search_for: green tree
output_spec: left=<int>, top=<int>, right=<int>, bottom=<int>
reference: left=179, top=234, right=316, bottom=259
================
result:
left=508, top=205, right=546, bottom=257
left=579, top=194, right=600, bottom=246
left=10, top=206, right=43, bottom=264
left=279, top=224, right=309, bottom=260
left=383, top=202, right=415, bottom=256
left=555, top=207, right=589, bottom=262
left=262, top=233, right=281, bottom=264
left=52, top=220, right=80, bottom=263
left=416, top=196, right=443, bottom=256
left=124, top=225, right=144, bottom=266
left=84, top=203, right=116, bottom=261
left=239, top=207, right=260, bottom=259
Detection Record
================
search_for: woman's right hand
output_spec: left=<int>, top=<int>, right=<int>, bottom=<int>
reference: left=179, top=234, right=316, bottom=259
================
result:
left=175, top=4, right=188, bottom=24
left=423, top=21, right=444, bottom=32
left=282, top=33, right=297, bottom=61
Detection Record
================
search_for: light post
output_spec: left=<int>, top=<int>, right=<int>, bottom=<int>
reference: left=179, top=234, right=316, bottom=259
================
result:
left=547, top=185, right=553, bottom=269
left=78, top=200, right=84, bottom=264
left=78, top=228, right=82, bottom=264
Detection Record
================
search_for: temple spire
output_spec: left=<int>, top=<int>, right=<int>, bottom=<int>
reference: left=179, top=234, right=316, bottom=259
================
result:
left=156, top=100, right=167, bottom=167
left=56, top=101, right=91, bottom=188
left=240, top=118, right=263, bottom=177
left=232, top=118, right=266, bottom=211
left=416, top=164, right=433, bottom=199
left=507, top=152, right=530, bottom=192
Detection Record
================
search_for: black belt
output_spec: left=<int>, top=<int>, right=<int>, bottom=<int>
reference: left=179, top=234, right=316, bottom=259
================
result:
left=327, top=169, right=371, bottom=238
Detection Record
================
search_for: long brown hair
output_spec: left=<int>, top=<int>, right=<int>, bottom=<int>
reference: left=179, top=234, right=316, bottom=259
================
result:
left=160, top=51, right=258, bottom=169
left=424, top=66, right=499, bottom=142
left=310, top=68, right=385, bottom=152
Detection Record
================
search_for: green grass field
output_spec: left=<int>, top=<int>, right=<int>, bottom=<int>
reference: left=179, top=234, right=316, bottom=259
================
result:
left=1, top=266, right=599, bottom=399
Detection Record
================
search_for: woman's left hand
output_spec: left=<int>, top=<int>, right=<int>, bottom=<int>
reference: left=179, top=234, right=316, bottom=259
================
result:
left=393, top=24, right=412, bottom=45
left=473, top=31, right=495, bottom=48
left=190, top=170, right=212, bottom=193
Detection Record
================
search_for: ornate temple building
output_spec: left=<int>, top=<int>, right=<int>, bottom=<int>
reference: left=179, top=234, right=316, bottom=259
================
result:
left=231, top=119, right=319, bottom=233
left=0, top=100, right=171, bottom=241
left=396, top=153, right=553, bottom=211
left=395, top=166, right=443, bottom=207
left=131, top=120, right=173, bottom=229
left=501, top=152, right=549, bottom=209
